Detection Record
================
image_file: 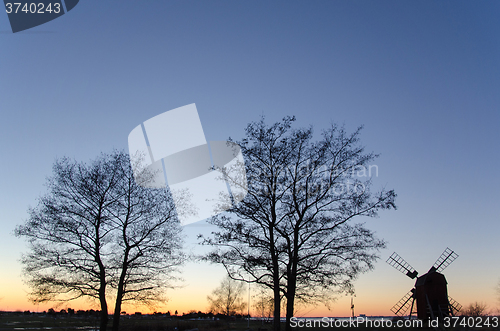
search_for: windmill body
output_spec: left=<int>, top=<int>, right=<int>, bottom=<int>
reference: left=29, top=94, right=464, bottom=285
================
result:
left=386, top=248, right=462, bottom=320
left=414, top=269, right=449, bottom=320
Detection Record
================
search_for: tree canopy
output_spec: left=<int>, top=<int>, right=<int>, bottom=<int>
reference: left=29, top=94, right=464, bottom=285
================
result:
left=16, top=151, right=185, bottom=331
left=202, top=117, right=396, bottom=331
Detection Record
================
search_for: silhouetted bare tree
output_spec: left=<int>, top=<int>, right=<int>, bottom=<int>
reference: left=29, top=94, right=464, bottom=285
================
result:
left=253, top=286, right=274, bottom=323
left=202, top=117, right=396, bottom=331
left=207, top=275, right=247, bottom=316
left=497, top=279, right=500, bottom=308
left=16, top=151, right=185, bottom=331
left=461, top=302, right=488, bottom=317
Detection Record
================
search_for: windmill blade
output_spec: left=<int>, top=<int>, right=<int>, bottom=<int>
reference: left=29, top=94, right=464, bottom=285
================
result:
left=386, top=252, right=418, bottom=279
left=448, top=296, right=462, bottom=314
left=432, top=248, right=458, bottom=273
left=391, top=289, right=415, bottom=316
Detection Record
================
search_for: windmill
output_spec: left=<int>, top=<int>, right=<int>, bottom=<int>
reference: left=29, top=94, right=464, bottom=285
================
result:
left=386, top=247, right=462, bottom=320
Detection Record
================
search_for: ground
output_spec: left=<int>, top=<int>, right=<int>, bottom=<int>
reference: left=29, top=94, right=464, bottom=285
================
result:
left=0, top=312, right=499, bottom=331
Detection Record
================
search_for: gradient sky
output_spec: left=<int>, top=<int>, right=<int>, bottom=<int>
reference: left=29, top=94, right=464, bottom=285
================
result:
left=1, top=1, right=499, bottom=317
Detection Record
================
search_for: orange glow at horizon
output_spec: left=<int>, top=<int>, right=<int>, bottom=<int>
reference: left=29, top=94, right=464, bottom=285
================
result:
left=2, top=262, right=498, bottom=317
left=2, top=292, right=498, bottom=318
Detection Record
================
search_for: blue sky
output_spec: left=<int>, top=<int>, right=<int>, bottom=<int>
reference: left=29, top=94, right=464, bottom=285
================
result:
left=0, top=1, right=499, bottom=315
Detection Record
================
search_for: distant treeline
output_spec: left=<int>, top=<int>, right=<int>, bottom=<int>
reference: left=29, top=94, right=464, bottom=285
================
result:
left=8, top=309, right=250, bottom=320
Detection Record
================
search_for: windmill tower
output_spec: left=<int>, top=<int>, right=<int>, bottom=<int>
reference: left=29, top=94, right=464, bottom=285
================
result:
left=386, top=247, right=462, bottom=320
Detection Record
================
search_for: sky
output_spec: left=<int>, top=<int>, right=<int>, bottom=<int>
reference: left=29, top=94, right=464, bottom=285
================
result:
left=0, top=0, right=499, bottom=317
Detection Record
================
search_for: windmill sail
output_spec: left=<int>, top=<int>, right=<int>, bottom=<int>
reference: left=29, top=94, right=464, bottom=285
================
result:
left=432, top=248, right=458, bottom=273
left=387, top=252, right=418, bottom=279
left=391, top=290, right=415, bottom=316
left=448, top=296, right=462, bottom=315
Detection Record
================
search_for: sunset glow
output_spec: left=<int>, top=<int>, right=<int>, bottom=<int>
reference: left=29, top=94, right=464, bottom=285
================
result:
left=1, top=1, right=499, bottom=325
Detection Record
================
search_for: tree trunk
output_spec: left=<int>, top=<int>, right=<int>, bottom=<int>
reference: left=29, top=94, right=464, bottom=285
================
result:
left=284, top=258, right=297, bottom=331
left=96, top=219, right=108, bottom=331
left=98, top=280, right=108, bottom=331
left=271, top=242, right=281, bottom=331
left=273, top=284, right=281, bottom=331
left=269, top=213, right=281, bottom=331
left=285, top=227, right=299, bottom=331
left=284, top=283, right=296, bottom=331
left=112, top=250, right=130, bottom=331
left=111, top=279, right=125, bottom=331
